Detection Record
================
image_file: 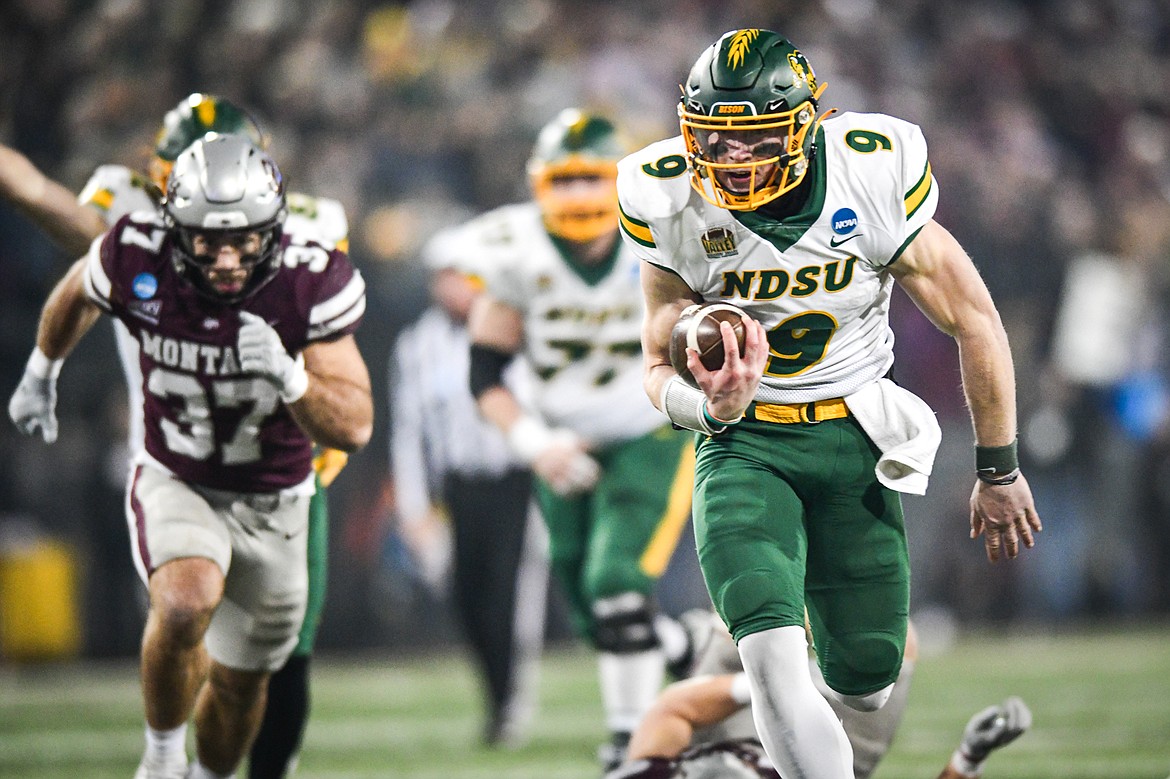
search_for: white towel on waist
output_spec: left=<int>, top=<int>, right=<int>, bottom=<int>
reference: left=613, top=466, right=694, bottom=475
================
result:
left=843, top=378, right=942, bottom=495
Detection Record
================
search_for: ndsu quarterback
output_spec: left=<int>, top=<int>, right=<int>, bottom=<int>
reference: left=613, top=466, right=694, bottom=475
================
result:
left=624, top=28, right=1040, bottom=779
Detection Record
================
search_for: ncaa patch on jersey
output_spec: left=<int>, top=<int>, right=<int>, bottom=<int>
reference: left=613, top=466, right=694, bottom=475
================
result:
left=831, top=208, right=859, bottom=235
left=132, top=272, right=158, bottom=299
left=701, top=225, right=738, bottom=259
left=833, top=205, right=861, bottom=233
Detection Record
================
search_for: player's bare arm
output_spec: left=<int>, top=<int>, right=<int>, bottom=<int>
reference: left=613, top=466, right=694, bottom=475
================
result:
left=8, top=256, right=103, bottom=443
left=468, top=293, right=525, bottom=430
left=468, top=292, right=598, bottom=494
left=287, top=334, right=373, bottom=452
left=641, top=261, right=768, bottom=422
left=892, top=219, right=1042, bottom=562
left=35, top=256, right=103, bottom=359
left=640, top=260, right=700, bottom=409
left=0, top=143, right=107, bottom=258
left=626, top=674, right=746, bottom=761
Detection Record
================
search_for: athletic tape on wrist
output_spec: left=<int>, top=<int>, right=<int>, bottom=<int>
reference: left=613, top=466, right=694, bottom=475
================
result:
left=280, top=353, right=310, bottom=403
left=729, top=672, right=752, bottom=705
left=507, top=415, right=559, bottom=464
left=27, top=347, right=63, bottom=381
left=661, top=376, right=726, bottom=435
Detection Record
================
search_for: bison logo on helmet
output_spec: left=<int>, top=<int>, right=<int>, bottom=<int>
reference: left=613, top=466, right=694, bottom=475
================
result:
left=787, top=51, right=817, bottom=92
left=726, top=29, right=760, bottom=69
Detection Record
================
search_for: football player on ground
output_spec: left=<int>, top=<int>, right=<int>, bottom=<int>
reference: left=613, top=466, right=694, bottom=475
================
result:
left=0, top=94, right=350, bottom=778
left=622, top=29, right=1041, bottom=778
left=8, top=134, right=372, bottom=779
left=467, top=109, right=699, bottom=769
left=606, top=611, right=1032, bottom=779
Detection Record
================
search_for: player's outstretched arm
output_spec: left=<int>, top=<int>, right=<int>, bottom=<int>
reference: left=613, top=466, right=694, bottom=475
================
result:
left=892, top=220, right=1041, bottom=562
left=937, top=697, right=1032, bottom=778
left=8, top=257, right=103, bottom=442
left=625, top=673, right=749, bottom=762
left=0, top=143, right=107, bottom=258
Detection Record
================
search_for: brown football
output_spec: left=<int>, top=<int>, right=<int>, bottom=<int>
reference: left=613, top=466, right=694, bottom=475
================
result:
left=669, top=302, right=747, bottom=385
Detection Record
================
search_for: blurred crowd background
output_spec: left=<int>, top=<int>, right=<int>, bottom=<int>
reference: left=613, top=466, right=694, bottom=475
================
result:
left=2, top=0, right=1170, bottom=661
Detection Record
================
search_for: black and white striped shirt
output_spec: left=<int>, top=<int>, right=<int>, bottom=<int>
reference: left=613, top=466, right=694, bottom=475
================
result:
left=389, top=306, right=528, bottom=521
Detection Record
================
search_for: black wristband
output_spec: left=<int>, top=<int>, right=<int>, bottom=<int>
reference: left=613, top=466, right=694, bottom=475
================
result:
left=977, top=467, right=1020, bottom=486
left=975, top=439, right=1018, bottom=475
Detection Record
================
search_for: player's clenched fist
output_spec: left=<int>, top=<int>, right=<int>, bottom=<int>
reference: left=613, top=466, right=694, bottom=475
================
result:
left=8, top=348, right=61, bottom=444
left=238, top=311, right=309, bottom=403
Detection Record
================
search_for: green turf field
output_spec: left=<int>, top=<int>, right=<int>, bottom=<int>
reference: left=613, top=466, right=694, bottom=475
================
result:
left=1, top=622, right=1168, bottom=778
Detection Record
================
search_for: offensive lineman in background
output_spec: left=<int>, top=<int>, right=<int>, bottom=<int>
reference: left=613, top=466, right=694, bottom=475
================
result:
left=467, top=109, right=699, bottom=769
left=0, top=94, right=350, bottom=778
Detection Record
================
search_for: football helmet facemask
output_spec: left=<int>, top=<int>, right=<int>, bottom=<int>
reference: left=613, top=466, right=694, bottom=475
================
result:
left=528, top=108, right=625, bottom=243
left=162, top=134, right=287, bottom=304
left=680, top=29, right=827, bottom=211
left=149, top=93, right=266, bottom=191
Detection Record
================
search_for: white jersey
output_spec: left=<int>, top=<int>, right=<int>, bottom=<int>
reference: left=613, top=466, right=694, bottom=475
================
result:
left=617, top=112, right=938, bottom=404
left=462, top=203, right=664, bottom=445
left=78, top=164, right=350, bottom=455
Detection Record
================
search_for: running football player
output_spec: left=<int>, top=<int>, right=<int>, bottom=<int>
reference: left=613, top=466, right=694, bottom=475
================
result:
left=622, top=29, right=1041, bottom=778
left=0, top=93, right=349, bottom=778
left=8, top=134, right=372, bottom=779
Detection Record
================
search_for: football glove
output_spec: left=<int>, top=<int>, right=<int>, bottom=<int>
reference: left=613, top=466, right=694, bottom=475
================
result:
left=960, top=696, right=1032, bottom=763
left=238, top=311, right=309, bottom=403
left=8, top=349, right=62, bottom=444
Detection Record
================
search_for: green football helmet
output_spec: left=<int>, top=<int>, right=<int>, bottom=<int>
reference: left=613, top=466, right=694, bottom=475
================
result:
left=527, top=108, right=625, bottom=242
left=679, top=29, right=827, bottom=210
left=149, top=93, right=266, bottom=190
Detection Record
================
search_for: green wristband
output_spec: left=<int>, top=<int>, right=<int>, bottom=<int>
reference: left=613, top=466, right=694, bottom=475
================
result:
left=975, top=439, right=1019, bottom=475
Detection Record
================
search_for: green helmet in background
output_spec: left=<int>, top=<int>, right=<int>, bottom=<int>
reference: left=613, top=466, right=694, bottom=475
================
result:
left=149, top=93, right=266, bottom=189
left=679, top=29, right=827, bottom=210
left=527, top=108, right=626, bottom=242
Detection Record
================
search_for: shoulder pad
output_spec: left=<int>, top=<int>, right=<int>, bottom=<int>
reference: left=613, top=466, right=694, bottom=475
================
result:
left=617, top=137, right=693, bottom=221
left=79, top=165, right=159, bottom=225
left=285, top=191, right=349, bottom=249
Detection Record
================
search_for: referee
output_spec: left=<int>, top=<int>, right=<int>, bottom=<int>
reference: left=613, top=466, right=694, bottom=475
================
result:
left=389, top=234, right=549, bottom=748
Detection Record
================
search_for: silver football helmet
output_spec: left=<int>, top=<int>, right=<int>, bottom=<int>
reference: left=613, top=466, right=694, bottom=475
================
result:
left=163, top=133, right=287, bottom=302
left=604, top=740, right=779, bottom=779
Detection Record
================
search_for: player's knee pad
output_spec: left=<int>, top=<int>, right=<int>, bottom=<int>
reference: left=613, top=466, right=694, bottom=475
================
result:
left=591, top=592, right=658, bottom=653
left=820, top=629, right=903, bottom=701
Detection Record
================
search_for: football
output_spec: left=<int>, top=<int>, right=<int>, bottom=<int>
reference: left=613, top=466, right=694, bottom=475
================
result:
left=669, top=302, right=747, bottom=385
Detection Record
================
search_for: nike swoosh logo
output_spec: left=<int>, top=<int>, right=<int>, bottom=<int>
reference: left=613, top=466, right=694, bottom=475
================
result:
left=829, top=234, right=862, bottom=247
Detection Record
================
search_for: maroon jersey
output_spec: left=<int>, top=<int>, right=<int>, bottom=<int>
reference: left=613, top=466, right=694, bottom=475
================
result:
left=82, top=211, right=366, bottom=492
